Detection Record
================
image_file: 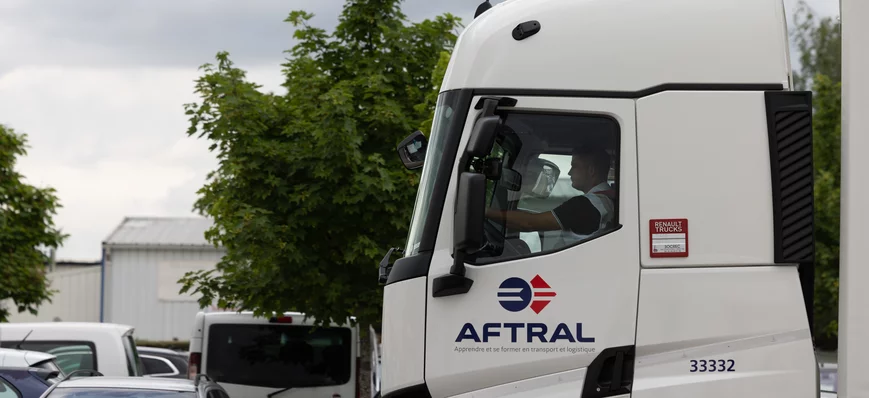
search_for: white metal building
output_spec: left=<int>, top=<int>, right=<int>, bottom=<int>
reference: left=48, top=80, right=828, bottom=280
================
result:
left=101, top=217, right=225, bottom=341
left=2, top=265, right=101, bottom=323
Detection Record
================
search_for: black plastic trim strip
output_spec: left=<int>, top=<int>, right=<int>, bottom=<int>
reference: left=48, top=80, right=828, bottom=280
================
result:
left=582, top=345, right=635, bottom=398
left=764, top=90, right=815, bottom=264
left=764, top=90, right=815, bottom=334
left=386, top=252, right=434, bottom=285
left=382, top=383, right=433, bottom=398
left=417, top=89, right=475, bottom=254
left=472, top=83, right=784, bottom=99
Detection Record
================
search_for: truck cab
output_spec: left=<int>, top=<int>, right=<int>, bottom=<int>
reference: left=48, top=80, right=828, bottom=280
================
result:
left=380, top=0, right=818, bottom=397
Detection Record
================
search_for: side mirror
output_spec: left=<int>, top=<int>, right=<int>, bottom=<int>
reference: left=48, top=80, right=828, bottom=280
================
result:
left=397, top=130, right=427, bottom=170
left=454, top=172, right=487, bottom=257
left=465, top=116, right=500, bottom=157
left=432, top=172, right=485, bottom=298
left=524, top=158, right=560, bottom=199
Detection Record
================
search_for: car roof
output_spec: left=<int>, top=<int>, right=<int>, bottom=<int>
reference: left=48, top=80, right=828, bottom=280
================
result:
left=55, top=376, right=197, bottom=391
left=0, top=348, right=57, bottom=366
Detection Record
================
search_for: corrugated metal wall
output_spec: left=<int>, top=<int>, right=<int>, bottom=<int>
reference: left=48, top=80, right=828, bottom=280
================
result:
left=104, top=247, right=224, bottom=341
left=3, top=266, right=101, bottom=323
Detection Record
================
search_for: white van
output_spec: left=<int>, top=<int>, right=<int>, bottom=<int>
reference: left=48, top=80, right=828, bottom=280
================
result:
left=188, top=311, right=360, bottom=398
left=0, top=322, right=142, bottom=377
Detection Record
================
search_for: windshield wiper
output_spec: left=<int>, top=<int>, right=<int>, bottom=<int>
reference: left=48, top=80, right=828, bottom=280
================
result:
left=268, top=386, right=294, bottom=398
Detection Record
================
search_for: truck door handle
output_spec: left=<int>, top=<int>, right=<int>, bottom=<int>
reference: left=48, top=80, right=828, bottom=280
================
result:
left=581, top=345, right=635, bottom=398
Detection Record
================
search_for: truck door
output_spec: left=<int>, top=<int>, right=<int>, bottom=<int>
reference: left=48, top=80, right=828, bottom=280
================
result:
left=424, top=95, right=640, bottom=397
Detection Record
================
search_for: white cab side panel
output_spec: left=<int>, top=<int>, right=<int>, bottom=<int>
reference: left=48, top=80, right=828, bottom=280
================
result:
left=381, top=277, right=428, bottom=394
left=632, top=266, right=816, bottom=397
left=441, top=0, right=789, bottom=92
left=636, top=91, right=775, bottom=267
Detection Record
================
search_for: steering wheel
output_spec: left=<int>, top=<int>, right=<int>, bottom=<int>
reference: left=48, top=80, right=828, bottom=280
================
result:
left=480, top=218, right=505, bottom=253
left=479, top=216, right=532, bottom=258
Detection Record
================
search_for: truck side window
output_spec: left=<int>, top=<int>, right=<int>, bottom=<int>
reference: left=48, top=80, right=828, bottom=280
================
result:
left=472, top=111, right=620, bottom=264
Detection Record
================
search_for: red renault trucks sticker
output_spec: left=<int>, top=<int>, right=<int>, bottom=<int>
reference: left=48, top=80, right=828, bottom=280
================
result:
left=650, top=219, right=688, bottom=258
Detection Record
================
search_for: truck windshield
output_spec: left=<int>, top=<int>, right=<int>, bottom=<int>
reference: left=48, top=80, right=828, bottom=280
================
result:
left=404, top=91, right=463, bottom=256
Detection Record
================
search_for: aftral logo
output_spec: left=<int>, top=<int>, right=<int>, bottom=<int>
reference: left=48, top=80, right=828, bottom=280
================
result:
left=498, top=275, right=555, bottom=314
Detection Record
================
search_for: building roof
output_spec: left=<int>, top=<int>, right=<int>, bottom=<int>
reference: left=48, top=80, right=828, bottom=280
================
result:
left=103, top=217, right=219, bottom=249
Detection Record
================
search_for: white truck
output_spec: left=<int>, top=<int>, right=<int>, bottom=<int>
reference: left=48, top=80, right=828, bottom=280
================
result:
left=377, top=0, right=842, bottom=396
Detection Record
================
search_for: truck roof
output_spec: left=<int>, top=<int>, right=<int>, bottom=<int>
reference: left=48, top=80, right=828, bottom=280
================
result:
left=442, top=0, right=791, bottom=93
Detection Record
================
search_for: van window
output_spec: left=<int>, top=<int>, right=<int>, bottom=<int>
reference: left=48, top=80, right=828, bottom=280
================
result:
left=0, top=341, right=97, bottom=375
left=206, top=324, right=352, bottom=388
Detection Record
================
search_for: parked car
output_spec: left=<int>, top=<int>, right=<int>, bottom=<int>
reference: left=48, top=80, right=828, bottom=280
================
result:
left=138, top=346, right=189, bottom=379
left=0, top=322, right=142, bottom=377
left=0, top=367, right=61, bottom=398
left=0, top=348, right=65, bottom=378
left=39, top=373, right=230, bottom=397
left=188, top=310, right=360, bottom=398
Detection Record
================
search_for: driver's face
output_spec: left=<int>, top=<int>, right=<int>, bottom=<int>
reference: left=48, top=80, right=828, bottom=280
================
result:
left=568, top=155, right=590, bottom=190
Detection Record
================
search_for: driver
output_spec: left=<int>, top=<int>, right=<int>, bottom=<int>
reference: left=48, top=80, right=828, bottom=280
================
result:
left=484, top=144, right=615, bottom=243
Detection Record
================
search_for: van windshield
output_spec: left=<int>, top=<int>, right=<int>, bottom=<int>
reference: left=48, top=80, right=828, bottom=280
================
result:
left=205, top=324, right=352, bottom=389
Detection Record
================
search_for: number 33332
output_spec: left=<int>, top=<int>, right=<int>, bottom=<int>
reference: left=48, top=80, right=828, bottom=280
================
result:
left=690, top=359, right=735, bottom=372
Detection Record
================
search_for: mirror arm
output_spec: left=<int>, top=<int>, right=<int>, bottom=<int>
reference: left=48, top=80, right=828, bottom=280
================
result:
left=432, top=252, right=475, bottom=298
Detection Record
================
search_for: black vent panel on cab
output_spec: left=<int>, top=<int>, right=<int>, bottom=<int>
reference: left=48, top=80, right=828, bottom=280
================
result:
left=764, top=91, right=814, bottom=264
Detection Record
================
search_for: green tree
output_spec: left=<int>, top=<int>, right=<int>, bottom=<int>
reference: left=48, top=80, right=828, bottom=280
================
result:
left=0, top=124, right=68, bottom=322
left=790, top=0, right=841, bottom=349
left=791, top=1, right=841, bottom=91
left=179, top=0, right=461, bottom=329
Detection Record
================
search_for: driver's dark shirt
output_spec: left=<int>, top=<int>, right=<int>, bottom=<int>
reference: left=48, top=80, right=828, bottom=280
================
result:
left=552, top=196, right=603, bottom=235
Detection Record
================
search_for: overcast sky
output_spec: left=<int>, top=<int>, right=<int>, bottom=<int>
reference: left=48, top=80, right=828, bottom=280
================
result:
left=0, top=0, right=840, bottom=261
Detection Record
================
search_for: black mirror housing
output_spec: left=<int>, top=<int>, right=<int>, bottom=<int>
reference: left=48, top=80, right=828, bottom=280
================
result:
left=397, top=130, right=428, bottom=170
left=465, top=116, right=500, bottom=158
left=454, top=172, right=487, bottom=256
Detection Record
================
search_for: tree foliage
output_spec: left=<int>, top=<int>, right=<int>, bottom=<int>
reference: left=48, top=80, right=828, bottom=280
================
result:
left=790, top=0, right=841, bottom=349
left=791, top=1, right=841, bottom=91
left=179, top=0, right=461, bottom=328
left=0, top=124, right=67, bottom=322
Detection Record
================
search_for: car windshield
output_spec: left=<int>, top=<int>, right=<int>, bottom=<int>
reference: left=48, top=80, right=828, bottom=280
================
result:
left=404, top=90, right=464, bottom=256
left=48, top=389, right=196, bottom=397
